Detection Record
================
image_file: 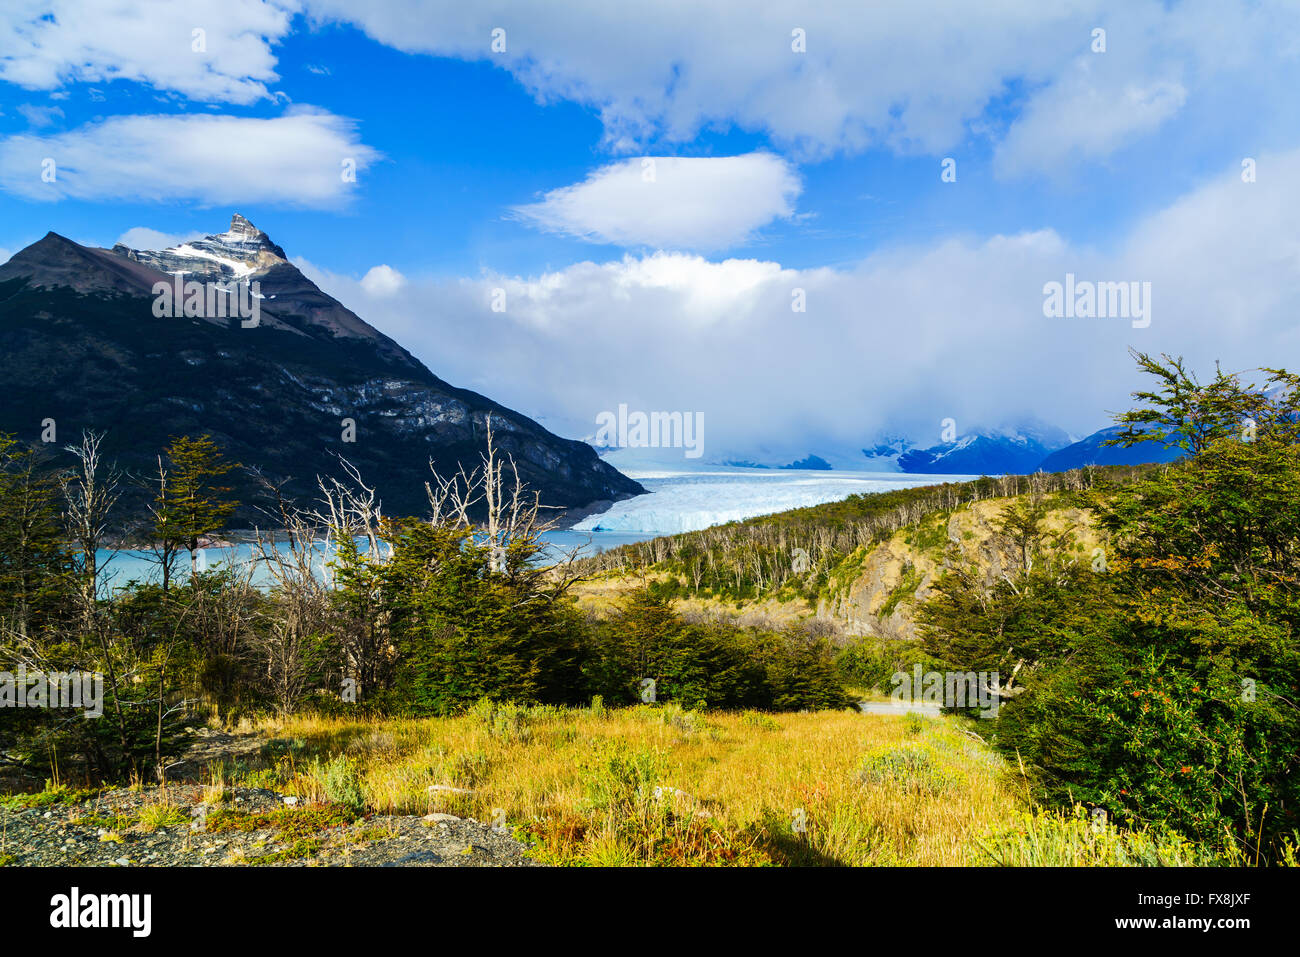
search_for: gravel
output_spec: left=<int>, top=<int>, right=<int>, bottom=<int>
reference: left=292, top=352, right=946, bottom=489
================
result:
left=1, top=784, right=542, bottom=868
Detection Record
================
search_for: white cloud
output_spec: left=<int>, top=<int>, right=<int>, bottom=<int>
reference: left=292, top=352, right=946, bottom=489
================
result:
left=299, top=149, right=1300, bottom=459
left=302, top=0, right=1300, bottom=171
left=16, top=104, right=65, bottom=128
left=0, top=247, right=11, bottom=265
left=1, top=0, right=1293, bottom=177
left=359, top=264, right=406, bottom=296
left=511, top=153, right=801, bottom=250
left=991, top=1, right=1211, bottom=179
left=0, top=108, right=380, bottom=207
left=0, top=0, right=296, bottom=104
left=114, top=227, right=204, bottom=250
left=997, top=75, right=1187, bottom=177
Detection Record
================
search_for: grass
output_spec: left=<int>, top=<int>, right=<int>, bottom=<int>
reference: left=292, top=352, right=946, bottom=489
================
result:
left=248, top=837, right=325, bottom=865
left=138, top=801, right=188, bottom=833
left=0, top=783, right=100, bottom=810
left=4, top=702, right=1273, bottom=866
left=205, top=804, right=360, bottom=837
left=979, top=805, right=1218, bottom=866
left=196, top=704, right=1032, bottom=866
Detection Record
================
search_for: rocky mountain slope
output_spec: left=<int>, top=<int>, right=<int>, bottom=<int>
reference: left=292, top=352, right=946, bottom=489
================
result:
left=817, top=497, right=1101, bottom=640
left=0, top=216, right=644, bottom=521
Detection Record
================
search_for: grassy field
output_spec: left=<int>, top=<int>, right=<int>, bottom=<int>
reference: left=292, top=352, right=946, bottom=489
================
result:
left=171, top=702, right=1218, bottom=866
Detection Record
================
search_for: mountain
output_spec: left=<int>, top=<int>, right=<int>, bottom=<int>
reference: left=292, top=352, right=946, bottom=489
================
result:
left=695, top=422, right=1078, bottom=477
left=0, top=216, right=644, bottom=522
left=1038, top=425, right=1184, bottom=471
left=779, top=454, right=832, bottom=470
left=860, top=436, right=911, bottom=472
left=893, top=421, right=1073, bottom=475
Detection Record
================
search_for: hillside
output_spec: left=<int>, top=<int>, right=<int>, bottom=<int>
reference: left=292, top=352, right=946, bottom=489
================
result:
left=570, top=464, right=1146, bottom=636
left=0, top=217, right=644, bottom=521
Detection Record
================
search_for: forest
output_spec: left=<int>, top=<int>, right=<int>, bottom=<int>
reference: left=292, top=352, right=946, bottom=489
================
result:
left=2, top=352, right=1298, bottom=864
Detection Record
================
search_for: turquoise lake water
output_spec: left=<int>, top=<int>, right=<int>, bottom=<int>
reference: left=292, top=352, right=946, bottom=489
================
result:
left=93, top=529, right=659, bottom=593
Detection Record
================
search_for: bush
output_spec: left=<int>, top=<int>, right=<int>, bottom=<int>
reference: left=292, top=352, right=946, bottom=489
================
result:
left=313, top=755, right=366, bottom=811
left=580, top=745, right=664, bottom=813
left=978, top=806, right=1220, bottom=867
left=859, top=742, right=956, bottom=796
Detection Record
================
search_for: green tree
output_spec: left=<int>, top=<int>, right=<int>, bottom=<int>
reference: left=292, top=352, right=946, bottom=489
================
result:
left=1108, top=349, right=1300, bottom=455
left=384, top=520, right=584, bottom=714
left=149, top=435, right=239, bottom=589
left=0, top=433, right=72, bottom=637
left=918, top=355, right=1300, bottom=860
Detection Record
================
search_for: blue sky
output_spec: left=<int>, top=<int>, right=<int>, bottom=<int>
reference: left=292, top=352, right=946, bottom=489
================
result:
left=2, top=1, right=1299, bottom=463
left=2, top=10, right=1282, bottom=273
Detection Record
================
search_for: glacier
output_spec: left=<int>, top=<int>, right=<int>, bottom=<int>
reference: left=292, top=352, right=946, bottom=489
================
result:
left=574, top=462, right=979, bottom=534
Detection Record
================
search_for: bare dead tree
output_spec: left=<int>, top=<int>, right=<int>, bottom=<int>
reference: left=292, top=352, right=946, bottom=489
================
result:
left=423, top=415, right=589, bottom=603
left=310, top=458, right=396, bottom=698
left=59, top=430, right=122, bottom=624
left=248, top=470, right=337, bottom=713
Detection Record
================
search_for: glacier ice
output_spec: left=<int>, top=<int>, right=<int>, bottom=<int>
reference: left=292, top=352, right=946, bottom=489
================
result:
left=574, top=465, right=978, bottom=534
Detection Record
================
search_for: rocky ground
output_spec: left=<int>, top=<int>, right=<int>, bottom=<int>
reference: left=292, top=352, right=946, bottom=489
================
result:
left=0, top=782, right=541, bottom=867
left=1, top=728, right=542, bottom=867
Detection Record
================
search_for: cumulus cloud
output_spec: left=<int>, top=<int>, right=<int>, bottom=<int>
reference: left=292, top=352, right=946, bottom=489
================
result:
left=0, top=108, right=381, bottom=207
left=0, top=0, right=295, bottom=104
left=302, top=0, right=1300, bottom=171
left=359, top=264, right=406, bottom=296
left=297, top=149, right=1300, bottom=461
left=4, top=1, right=1292, bottom=177
left=511, top=153, right=801, bottom=251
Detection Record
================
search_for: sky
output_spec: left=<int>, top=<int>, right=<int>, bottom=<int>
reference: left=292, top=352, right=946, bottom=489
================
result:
left=2, top=1, right=1299, bottom=464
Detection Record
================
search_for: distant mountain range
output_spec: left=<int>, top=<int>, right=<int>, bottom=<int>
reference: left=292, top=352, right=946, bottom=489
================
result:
left=895, top=421, right=1074, bottom=474
left=1038, top=425, right=1183, bottom=471
left=0, top=215, right=644, bottom=522
left=715, top=421, right=1181, bottom=476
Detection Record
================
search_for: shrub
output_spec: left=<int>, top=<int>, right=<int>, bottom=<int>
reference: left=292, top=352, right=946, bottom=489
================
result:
left=978, top=806, right=1218, bottom=867
left=740, top=710, right=780, bottom=731
left=313, top=755, right=366, bottom=811
left=580, top=745, right=664, bottom=813
left=859, top=742, right=956, bottom=796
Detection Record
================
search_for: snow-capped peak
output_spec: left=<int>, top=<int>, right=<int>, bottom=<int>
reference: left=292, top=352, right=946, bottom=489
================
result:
left=111, top=213, right=287, bottom=283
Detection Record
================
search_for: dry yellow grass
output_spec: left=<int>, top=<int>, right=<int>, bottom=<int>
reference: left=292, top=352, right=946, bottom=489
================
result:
left=239, top=704, right=1027, bottom=866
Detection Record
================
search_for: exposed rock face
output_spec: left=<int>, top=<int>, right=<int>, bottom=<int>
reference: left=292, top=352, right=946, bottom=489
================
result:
left=0, top=216, right=644, bottom=521
left=818, top=499, right=1099, bottom=639
left=113, top=213, right=289, bottom=280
